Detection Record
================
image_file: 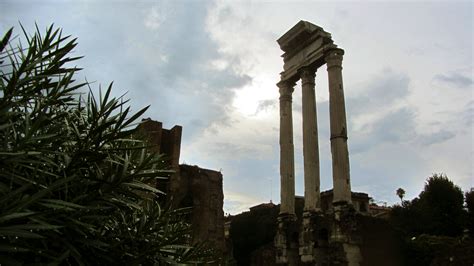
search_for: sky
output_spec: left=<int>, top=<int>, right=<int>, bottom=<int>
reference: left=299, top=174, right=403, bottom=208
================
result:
left=1, top=0, right=472, bottom=214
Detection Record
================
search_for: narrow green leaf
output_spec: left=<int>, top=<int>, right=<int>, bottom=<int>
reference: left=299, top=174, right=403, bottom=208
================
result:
left=0, top=229, right=44, bottom=239
left=0, top=244, right=30, bottom=252
left=0, top=212, right=35, bottom=223
left=0, top=27, right=13, bottom=53
left=122, top=181, right=164, bottom=194
left=3, top=224, right=62, bottom=230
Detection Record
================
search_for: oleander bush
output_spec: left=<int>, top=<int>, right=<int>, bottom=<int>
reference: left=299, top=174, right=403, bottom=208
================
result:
left=0, top=25, right=215, bottom=265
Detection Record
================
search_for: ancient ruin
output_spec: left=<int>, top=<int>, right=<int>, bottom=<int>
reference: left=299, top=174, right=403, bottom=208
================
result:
left=137, top=119, right=226, bottom=255
left=275, top=21, right=361, bottom=265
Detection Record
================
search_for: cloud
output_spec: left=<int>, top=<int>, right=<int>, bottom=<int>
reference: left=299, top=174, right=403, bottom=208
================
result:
left=343, top=70, right=414, bottom=154
left=255, top=99, right=276, bottom=114
left=433, top=72, right=473, bottom=89
left=347, top=69, right=410, bottom=116
left=463, top=101, right=474, bottom=127
left=3, top=0, right=472, bottom=214
left=373, top=108, right=417, bottom=143
left=23, top=1, right=252, bottom=142
left=224, top=190, right=265, bottom=215
left=349, top=107, right=417, bottom=154
left=144, top=7, right=165, bottom=30
left=419, top=130, right=456, bottom=146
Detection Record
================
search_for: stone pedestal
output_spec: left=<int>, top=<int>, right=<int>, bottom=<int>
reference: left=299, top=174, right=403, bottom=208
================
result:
left=275, top=214, right=299, bottom=265
left=299, top=211, right=319, bottom=264
left=330, top=203, right=362, bottom=266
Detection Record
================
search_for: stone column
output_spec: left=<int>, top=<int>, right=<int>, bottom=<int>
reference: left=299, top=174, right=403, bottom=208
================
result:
left=278, top=80, right=296, bottom=215
left=300, top=67, right=320, bottom=211
left=325, top=48, right=352, bottom=204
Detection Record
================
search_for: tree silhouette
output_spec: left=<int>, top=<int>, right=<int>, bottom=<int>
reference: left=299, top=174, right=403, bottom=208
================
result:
left=391, top=174, right=465, bottom=237
left=419, top=174, right=464, bottom=236
left=396, top=188, right=406, bottom=203
left=465, top=189, right=474, bottom=237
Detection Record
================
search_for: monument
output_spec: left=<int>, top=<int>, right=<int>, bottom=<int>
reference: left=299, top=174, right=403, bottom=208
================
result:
left=275, top=21, right=362, bottom=265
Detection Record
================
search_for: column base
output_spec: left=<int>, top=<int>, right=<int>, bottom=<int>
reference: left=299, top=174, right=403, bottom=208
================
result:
left=299, top=210, right=319, bottom=263
left=275, top=213, right=299, bottom=265
left=330, top=202, right=362, bottom=266
left=331, top=202, right=356, bottom=242
left=299, top=210, right=335, bottom=265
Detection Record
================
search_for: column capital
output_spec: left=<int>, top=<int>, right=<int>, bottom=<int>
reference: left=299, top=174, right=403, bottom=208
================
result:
left=277, top=80, right=295, bottom=99
left=325, top=48, right=344, bottom=69
left=299, top=67, right=316, bottom=85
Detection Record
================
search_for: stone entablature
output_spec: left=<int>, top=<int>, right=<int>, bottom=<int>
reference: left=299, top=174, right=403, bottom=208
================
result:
left=277, top=21, right=336, bottom=83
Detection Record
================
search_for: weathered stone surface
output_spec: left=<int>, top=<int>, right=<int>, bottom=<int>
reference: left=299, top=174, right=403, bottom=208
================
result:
left=275, top=213, right=299, bottom=265
left=277, top=20, right=335, bottom=82
left=179, top=165, right=225, bottom=252
left=137, top=119, right=225, bottom=255
left=137, top=119, right=182, bottom=200
left=237, top=192, right=401, bottom=265
left=326, top=49, right=352, bottom=204
left=278, top=80, right=296, bottom=216
left=276, top=21, right=359, bottom=264
left=320, top=190, right=369, bottom=214
left=300, top=67, right=320, bottom=212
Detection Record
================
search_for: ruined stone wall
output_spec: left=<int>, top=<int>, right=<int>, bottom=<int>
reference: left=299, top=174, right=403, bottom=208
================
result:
left=137, top=119, right=182, bottom=197
left=138, top=119, right=182, bottom=164
left=320, top=190, right=370, bottom=214
left=137, top=119, right=225, bottom=254
left=179, top=165, right=225, bottom=253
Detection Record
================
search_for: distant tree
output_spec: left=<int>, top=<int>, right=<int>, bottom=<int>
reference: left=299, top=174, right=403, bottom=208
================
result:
left=391, top=174, right=465, bottom=237
left=466, top=189, right=474, bottom=213
left=0, top=25, right=215, bottom=264
left=418, top=174, right=464, bottom=236
left=396, top=188, right=406, bottom=203
left=466, top=190, right=474, bottom=236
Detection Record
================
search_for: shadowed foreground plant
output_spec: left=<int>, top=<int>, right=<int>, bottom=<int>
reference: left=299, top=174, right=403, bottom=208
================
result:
left=0, top=25, right=216, bottom=265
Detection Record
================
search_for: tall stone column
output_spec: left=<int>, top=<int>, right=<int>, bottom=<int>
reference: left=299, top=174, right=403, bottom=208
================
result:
left=278, top=80, right=296, bottom=215
left=325, top=48, right=352, bottom=204
left=300, top=67, right=321, bottom=211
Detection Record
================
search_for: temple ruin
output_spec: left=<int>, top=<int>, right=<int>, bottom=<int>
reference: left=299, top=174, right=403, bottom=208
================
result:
left=275, top=21, right=362, bottom=265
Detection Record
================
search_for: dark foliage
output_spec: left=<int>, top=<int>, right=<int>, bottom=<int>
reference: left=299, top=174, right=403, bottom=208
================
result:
left=390, top=174, right=465, bottom=237
left=466, top=190, right=474, bottom=237
left=0, top=25, right=215, bottom=264
left=357, top=215, right=404, bottom=266
left=402, top=235, right=474, bottom=266
left=390, top=174, right=474, bottom=265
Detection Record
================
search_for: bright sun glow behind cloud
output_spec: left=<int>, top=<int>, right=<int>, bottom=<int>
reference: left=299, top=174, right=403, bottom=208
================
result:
left=233, top=85, right=259, bottom=116
left=233, top=75, right=279, bottom=116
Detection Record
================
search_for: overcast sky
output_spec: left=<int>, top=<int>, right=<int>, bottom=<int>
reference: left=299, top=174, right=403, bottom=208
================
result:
left=1, top=0, right=472, bottom=214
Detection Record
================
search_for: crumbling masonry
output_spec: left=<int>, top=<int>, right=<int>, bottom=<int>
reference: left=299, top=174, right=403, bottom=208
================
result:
left=138, top=120, right=225, bottom=255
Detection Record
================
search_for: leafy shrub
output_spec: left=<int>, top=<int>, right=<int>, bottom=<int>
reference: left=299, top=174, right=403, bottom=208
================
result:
left=0, top=25, right=215, bottom=264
